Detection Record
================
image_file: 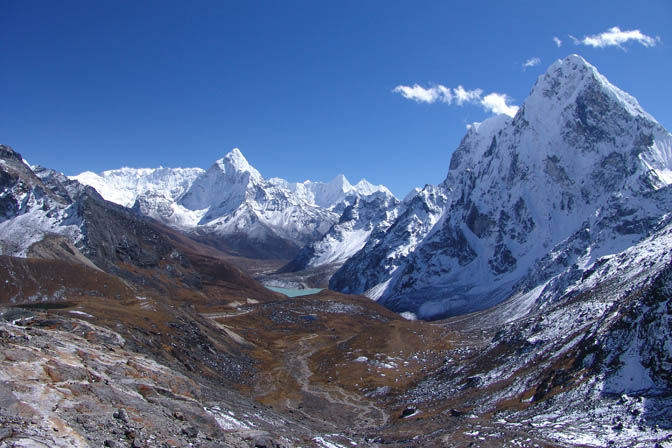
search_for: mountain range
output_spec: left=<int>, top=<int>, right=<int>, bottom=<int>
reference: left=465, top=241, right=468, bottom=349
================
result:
left=1, top=54, right=671, bottom=447
left=72, top=148, right=394, bottom=260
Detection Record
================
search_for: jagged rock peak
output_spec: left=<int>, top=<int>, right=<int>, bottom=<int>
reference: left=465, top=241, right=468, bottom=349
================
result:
left=0, top=144, right=23, bottom=163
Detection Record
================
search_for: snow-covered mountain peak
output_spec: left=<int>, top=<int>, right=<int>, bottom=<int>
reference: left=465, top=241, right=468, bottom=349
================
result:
left=282, top=174, right=395, bottom=211
left=523, top=54, right=655, bottom=128
left=354, top=179, right=392, bottom=197
left=331, top=54, right=672, bottom=319
left=322, top=174, right=394, bottom=199
left=178, top=148, right=268, bottom=212
left=402, top=187, right=421, bottom=203
left=70, top=146, right=396, bottom=259
left=327, top=174, right=352, bottom=192
left=214, top=148, right=262, bottom=181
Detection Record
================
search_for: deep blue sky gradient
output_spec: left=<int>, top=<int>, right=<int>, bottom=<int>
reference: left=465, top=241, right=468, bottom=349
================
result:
left=2, top=0, right=670, bottom=197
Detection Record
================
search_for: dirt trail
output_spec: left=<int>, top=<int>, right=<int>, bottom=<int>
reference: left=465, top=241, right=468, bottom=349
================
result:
left=285, top=333, right=389, bottom=429
left=201, top=309, right=253, bottom=319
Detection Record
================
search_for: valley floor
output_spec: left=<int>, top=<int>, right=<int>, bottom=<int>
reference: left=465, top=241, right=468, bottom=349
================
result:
left=2, top=284, right=670, bottom=448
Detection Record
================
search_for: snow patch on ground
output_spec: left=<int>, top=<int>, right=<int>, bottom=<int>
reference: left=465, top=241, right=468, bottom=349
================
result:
left=312, top=435, right=351, bottom=448
left=205, top=406, right=253, bottom=431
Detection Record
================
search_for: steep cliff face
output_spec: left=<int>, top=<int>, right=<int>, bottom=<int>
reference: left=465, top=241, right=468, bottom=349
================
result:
left=331, top=55, right=672, bottom=319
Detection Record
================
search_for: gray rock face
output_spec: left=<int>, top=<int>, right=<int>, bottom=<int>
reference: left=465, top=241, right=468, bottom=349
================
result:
left=331, top=55, right=672, bottom=319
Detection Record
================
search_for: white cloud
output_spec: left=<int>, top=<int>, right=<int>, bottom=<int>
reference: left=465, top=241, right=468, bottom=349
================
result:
left=436, top=85, right=453, bottom=104
left=393, top=83, right=519, bottom=118
left=522, top=57, right=541, bottom=70
left=481, top=93, right=519, bottom=117
left=392, top=84, right=453, bottom=104
left=453, top=85, right=483, bottom=105
left=392, top=84, right=439, bottom=103
left=573, top=26, right=659, bottom=49
left=553, top=36, right=563, bottom=47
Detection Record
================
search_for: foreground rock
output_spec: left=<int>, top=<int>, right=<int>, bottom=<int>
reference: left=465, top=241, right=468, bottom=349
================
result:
left=0, top=311, right=344, bottom=448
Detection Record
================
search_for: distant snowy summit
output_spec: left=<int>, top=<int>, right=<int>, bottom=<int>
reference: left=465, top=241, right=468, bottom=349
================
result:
left=330, top=54, right=672, bottom=319
left=72, top=166, right=205, bottom=208
left=72, top=148, right=395, bottom=259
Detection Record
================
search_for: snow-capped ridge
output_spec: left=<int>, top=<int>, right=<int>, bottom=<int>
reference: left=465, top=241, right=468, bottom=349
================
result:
left=524, top=54, right=656, bottom=129
left=272, top=174, right=394, bottom=211
left=328, top=173, right=351, bottom=191
left=71, top=166, right=205, bottom=208
left=0, top=147, right=86, bottom=257
left=465, top=113, right=511, bottom=136
left=401, top=187, right=424, bottom=204
left=72, top=146, right=395, bottom=261
left=281, top=190, right=403, bottom=274
left=450, top=114, right=512, bottom=172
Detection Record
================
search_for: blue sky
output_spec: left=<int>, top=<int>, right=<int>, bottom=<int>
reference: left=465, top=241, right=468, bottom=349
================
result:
left=2, top=0, right=670, bottom=197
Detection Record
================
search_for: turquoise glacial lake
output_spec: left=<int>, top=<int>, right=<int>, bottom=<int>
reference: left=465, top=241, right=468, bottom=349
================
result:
left=267, top=287, right=324, bottom=297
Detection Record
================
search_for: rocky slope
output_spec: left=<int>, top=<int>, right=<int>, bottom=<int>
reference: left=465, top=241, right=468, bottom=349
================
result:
left=0, top=284, right=374, bottom=448
left=331, top=54, right=672, bottom=319
left=2, top=231, right=670, bottom=447
left=0, top=246, right=456, bottom=447
left=391, top=217, right=672, bottom=447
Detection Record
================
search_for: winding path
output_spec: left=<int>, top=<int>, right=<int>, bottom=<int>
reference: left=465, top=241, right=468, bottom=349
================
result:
left=287, top=333, right=389, bottom=429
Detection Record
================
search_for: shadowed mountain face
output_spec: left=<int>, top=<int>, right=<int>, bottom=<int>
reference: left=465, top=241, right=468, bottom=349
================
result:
left=1, top=55, right=671, bottom=447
